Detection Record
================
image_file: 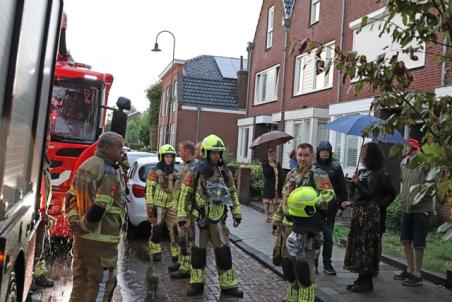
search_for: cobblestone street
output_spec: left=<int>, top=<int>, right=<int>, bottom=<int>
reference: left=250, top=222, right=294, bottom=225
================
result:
left=36, top=235, right=286, bottom=302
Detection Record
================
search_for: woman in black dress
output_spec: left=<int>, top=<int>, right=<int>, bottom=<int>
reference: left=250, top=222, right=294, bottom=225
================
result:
left=341, top=142, right=384, bottom=293
left=261, top=148, right=283, bottom=223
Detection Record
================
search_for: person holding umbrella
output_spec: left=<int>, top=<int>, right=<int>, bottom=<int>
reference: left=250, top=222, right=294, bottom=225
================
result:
left=341, top=142, right=385, bottom=293
left=262, top=148, right=283, bottom=223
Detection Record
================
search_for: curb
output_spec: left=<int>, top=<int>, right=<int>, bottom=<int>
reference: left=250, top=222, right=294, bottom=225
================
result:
left=230, top=234, right=335, bottom=302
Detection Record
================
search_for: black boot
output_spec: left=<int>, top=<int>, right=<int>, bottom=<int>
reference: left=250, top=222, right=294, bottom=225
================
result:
left=346, top=274, right=364, bottom=290
left=350, top=273, right=373, bottom=293
left=221, top=287, right=244, bottom=298
left=187, top=283, right=204, bottom=296
left=170, top=269, right=190, bottom=279
left=167, top=262, right=180, bottom=272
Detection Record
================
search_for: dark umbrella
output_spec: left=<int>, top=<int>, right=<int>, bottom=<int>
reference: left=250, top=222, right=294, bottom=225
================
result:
left=249, top=130, right=293, bottom=150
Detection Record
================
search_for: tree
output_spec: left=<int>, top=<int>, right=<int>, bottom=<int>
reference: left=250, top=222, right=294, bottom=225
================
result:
left=146, top=81, right=162, bottom=150
left=297, top=0, right=451, bottom=238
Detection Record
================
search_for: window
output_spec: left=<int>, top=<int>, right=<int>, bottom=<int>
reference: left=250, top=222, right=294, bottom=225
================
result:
left=316, top=120, right=329, bottom=147
left=266, top=6, right=274, bottom=49
left=293, top=120, right=311, bottom=149
left=294, top=42, right=334, bottom=95
left=254, top=65, right=279, bottom=104
left=310, top=0, right=320, bottom=24
left=165, top=87, right=170, bottom=115
left=172, top=80, right=177, bottom=112
left=352, top=13, right=425, bottom=69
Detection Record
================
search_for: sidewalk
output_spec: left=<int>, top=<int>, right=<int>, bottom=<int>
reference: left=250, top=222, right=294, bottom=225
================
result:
left=227, top=204, right=452, bottom=302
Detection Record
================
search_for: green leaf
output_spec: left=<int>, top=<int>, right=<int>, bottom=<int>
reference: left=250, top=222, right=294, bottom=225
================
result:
left=360, top=16, right=368, bottom=29
left=422, top=143, right=446, bottom=158
left=355, top=81, right=364, bottom=93
left=389, top=144, right=403, bottom=158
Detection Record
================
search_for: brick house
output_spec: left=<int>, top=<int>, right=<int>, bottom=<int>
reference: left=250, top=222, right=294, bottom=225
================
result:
left=157, top=55, right=248, bottom=157
left=237, top=0, right=451, bottom=220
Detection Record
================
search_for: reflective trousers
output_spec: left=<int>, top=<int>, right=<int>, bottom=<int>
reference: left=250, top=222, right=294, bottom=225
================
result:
left=149, top=206, right=179, bottom=258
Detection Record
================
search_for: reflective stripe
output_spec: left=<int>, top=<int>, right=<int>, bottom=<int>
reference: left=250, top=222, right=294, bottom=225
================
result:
left=81, top=233, right=121, bottom=243
left=219, top=268, right=238, bottom=289
left=95, top=269, right=110, bottom=302
left=95, top=194, right=113, bottom=205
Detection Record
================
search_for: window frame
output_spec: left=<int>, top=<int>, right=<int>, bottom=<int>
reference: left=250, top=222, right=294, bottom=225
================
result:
left=310, top=0, right=320, bottom=25
left=254, top=64, right=280, bottom=105
left=293, top=41, right=334, bottom=96
left=266, top=5, right=275, bottom=49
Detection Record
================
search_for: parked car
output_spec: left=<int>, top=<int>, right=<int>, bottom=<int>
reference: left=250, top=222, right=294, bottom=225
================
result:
left=126, top=151, right=157, bottom=167
left=126, top=156, right=182, bottom=239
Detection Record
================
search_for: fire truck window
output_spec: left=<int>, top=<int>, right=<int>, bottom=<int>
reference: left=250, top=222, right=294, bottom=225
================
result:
left=49, top=84, right=99, bottom=143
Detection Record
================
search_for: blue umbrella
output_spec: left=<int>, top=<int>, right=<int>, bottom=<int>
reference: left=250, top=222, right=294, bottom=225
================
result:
left=324, top=114, right=405, bottom=144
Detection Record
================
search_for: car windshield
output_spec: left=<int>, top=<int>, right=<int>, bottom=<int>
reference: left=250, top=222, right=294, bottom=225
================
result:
left=138, top=163, right=181, bottom=182
left=49, top=82, right=100, bottom=143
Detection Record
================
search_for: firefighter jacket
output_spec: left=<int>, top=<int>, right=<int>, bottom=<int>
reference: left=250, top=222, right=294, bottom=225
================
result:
left=145, top=163, right=180, bottom=209
left=272, top=164, right=335, bottom=227
left=64, top=150, right=126, bottom=244
left=177, top=160, right=241, bottom=223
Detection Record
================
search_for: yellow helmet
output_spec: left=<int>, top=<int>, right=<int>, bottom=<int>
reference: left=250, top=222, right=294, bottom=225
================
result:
left=287, top=186, right=321, bottom=218
left=158, top=144, right=176, bottom=161
left=200, top=134, right=225, bottom=159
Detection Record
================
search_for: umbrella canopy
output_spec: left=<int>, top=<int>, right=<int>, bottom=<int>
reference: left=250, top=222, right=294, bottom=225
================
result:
left=249, top=130, right=293, bottom=150
left=324, top=114, right=405, bottom=144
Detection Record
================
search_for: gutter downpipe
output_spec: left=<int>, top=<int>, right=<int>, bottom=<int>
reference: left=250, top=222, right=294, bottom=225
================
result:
left=196, top=106, right=201, bottom=142
left=441, top=35, right=449, bottom=86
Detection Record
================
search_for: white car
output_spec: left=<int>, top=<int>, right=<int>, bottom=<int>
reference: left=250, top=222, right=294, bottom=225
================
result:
left=126, top=156, right=182, bottom=239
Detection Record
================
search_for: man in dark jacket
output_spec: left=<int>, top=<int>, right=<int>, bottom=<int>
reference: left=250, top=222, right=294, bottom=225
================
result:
left=313, top=141, right=347, bottom=275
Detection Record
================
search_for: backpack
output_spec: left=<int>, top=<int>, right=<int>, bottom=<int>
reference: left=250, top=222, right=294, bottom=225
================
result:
left=379, top=170, right=397, bottom=208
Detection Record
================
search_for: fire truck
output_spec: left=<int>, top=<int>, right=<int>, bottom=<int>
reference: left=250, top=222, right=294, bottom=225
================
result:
left=0, top=0, right=129, bottom=300
left=45, top=13, right=120, bottom=238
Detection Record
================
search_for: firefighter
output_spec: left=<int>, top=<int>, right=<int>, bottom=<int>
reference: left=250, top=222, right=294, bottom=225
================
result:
left=146, top=144, right=180, bottom=263
left=169, top=140, right=198, bottom=279
left=272, top=143, right=335, bottom=302
left=177, top=134, right=244, bottom=297
left=65, top=131, right=126, bottom=302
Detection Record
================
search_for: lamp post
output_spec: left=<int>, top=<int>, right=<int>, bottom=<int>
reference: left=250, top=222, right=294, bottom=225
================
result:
left=152, top=30, right=176, bottom=145
left=278, top=0, right=296, bottom=163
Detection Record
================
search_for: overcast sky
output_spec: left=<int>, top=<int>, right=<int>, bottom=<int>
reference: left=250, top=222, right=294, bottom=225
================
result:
left=64, top=0, right=262, bottom=112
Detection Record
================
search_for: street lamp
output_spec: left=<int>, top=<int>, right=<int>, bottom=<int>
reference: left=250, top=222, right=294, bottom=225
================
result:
left=278, top=0, right=296, bottom=163
left=152, top=30, right=176, bottom=145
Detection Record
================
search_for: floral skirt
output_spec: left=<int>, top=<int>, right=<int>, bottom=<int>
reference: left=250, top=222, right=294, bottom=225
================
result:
left=344, top=204, right=382, bottom=274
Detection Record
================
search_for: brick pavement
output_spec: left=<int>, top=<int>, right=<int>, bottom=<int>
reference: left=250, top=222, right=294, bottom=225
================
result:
left=37, top=235, right=286, bottom=302
left=228, top=204, right=452, bottom=302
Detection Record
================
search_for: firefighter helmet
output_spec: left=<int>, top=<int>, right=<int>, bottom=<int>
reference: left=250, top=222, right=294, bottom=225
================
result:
left=200, top=134, right=225, bottom=159
left=158, top=144, right=176, bottom=161
left=287, top=186, right=321, bottom=218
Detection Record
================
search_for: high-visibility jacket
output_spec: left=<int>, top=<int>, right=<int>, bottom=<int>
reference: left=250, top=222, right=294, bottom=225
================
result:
left=177, top=161, right=241, bottom=222
left=272, top=164, right=335, bottom=226
left=145, top=165, right=180, bottom=209
left=64, top=150, right=126, bottom=244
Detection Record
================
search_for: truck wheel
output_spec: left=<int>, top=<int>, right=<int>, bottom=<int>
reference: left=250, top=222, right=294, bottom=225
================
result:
left=6, top=272, right=18, bottom=302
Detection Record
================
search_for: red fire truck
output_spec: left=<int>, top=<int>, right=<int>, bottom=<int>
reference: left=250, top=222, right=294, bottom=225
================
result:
left=0, top=0, right=129, bottom=299
left=45, top=14, right=129, bottom=238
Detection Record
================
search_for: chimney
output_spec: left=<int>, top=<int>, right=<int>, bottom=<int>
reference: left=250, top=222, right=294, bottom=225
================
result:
left=237, top=55, right=248, bottom=109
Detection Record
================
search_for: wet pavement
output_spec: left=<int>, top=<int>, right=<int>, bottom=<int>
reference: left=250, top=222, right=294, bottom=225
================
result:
left=35, top=234, right=286, bottom=301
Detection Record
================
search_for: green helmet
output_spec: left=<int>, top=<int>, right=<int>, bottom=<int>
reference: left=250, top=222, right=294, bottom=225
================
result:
left=200, top=134, right=225, bottom=159
left=287, top=186, right=321, bottom=218
left=158, top=144, right=176, bottom=161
